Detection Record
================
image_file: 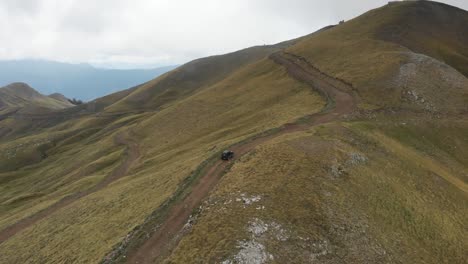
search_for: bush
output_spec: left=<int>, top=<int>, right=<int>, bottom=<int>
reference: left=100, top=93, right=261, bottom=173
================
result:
left=68, top=98, right=84, bottom=105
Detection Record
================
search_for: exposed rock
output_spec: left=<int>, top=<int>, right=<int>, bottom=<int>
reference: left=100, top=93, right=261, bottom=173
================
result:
left=248, top=218, right=268, bottom=237
left=223, top=218, right=291, bottom=263
left=227, top=240, right=273, bottom=264
left=236, top=194, right=262, bottom=206
left=347, top=152, right=368, bottom=165
left=309, top=239, right=331, bottom=261
left=392, top=51, right=468, bottom=113
left=270, top=222, right=289, bottom=241
left=330, top=163, right=346, bottom=178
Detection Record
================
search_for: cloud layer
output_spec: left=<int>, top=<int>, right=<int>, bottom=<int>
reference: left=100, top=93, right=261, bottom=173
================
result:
left=0, top=0, right=466, bottom=68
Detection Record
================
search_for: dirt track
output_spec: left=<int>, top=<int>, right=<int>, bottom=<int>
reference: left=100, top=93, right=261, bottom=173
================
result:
left=0, top=131, right=140, bottom=244
left=124, top=52, right=357, bottom=264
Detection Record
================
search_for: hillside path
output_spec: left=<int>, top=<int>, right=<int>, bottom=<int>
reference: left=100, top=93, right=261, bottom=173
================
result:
left=123, top=52, right=357, bottom=264
left=0, top=131, right=140, bottom=244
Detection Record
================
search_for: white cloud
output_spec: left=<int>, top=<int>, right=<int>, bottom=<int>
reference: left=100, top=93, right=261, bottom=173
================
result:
left=0, top=0, right=466, bottom=68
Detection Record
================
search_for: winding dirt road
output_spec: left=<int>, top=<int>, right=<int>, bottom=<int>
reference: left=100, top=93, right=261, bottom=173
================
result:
left=0, top=131, right=140, bottom=244
left=123, top=52, right=357, bottom=264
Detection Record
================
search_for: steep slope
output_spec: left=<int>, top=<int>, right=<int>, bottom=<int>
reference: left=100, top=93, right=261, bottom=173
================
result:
left=118, top=51, right=356, bottom=264
left=0, top=44, right=287, bottom=142
left=0, top=1, right=466, bottom=264
left=289, top=0, right=468, bottom=112
left=0, top=47, right=324, bottom=263
left=155, top=2, right=468, bottom=263
left=162, top=2, right=468, bottom=263
left=0, top=42, right=297, bottom=140
left=169, top=118, right=468, bottom=264
left=105, top=45, right=290, bottom=113
left=375, top=1, right=468, bottom=77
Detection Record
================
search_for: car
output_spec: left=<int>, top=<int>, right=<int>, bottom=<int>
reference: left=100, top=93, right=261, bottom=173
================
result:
left=221, top=150, right=234, bottom=161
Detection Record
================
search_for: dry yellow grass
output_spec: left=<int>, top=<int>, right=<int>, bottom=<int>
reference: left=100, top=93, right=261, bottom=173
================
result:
left=0, top=2, right=466, bottom=263
left=0, top=83, right=73, bottom=110
left=0, top=58, right=324, bottom=263
left=369, top=131, right=468, bottom=193
left=288, top=1, right=468, bottom=112
left=168, top=119, right=468, bottom=263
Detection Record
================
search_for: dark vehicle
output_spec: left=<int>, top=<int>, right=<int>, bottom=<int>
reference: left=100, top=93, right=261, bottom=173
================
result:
left=221, top=150, right=234, bottom=161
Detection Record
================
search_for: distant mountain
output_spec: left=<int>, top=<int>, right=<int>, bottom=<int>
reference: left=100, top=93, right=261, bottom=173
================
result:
left=0, top=60, right=177, bottom=101
left=48, top=93, right=72, bottom=104
left=0, top=82, right=73, bottom=110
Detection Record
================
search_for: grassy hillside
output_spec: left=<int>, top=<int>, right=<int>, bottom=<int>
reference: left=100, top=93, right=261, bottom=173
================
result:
left=0, top=44, right=294, bottom=140
left=0, top=1, right=466, bottom=263
left=0, top=83, right=73, bottom=110
left=0, top=56, right=324, bottom=263
left=168, top=117, right=467, bottom=264
left=105, top=45, right=289, bottom=113
left=289, top=0, right=468, bottom=112
left=375, top=1, right=468, bottom=77
left=166, top=2, right=468, bottom=263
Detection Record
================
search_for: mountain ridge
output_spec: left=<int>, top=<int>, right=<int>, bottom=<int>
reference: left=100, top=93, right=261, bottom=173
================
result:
left=0, top=1, right=466, bottom=263
left=0, top=60, right=177, bottom=101
left=0, top=82, right=74, bottom=111
left=288, top=0, right=468, bottom=112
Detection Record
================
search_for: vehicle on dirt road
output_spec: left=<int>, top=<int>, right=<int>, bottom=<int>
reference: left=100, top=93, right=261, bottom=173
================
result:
left=221, top=150, right=234, bottom=161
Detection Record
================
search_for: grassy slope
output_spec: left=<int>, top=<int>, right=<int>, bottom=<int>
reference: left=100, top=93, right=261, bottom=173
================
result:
left=0, top=83, right=73, bottom=110
left=166, top=1, right=468, bottom=263
left=288, top=1, right=468, bottom=111
left=0, top=114, right=136, bottom=229
left=105, top=45, right=285, bottom=113
left=0, top=1, right=466, bottom=263
left=0, top=57, right=324, bottom=263
left=168, top=118, right=467, bottom=264
left=375, top=1, right=468, bottom=77
left=0, top=44, right=290, bottom=140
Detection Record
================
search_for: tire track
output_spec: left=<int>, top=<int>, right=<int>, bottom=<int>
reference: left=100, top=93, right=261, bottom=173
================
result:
left=121, top=52, right=357, bottom=264
left=0, top=131, right=140, bottom=244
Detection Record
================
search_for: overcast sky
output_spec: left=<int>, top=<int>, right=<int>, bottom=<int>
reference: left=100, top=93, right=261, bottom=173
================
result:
left=0, top=0, right=466, bottom=69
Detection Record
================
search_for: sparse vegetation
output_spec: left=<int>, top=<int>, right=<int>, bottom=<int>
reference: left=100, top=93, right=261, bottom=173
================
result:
left=0, top=82, right=74, bottom=110
left=0, top=56, right=324, bottom=263
left=168, top=119, right=468, bottom=263
left=0, top=1, right=466, bottom=263
left=288, top=1, right=468, bottom=111
left=68, top=98, right=84, bottom=105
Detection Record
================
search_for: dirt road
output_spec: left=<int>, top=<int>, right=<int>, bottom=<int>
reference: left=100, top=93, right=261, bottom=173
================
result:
left=123, top=52, right=357, bottom=264
left=0, top=131, right=140, bottom=244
